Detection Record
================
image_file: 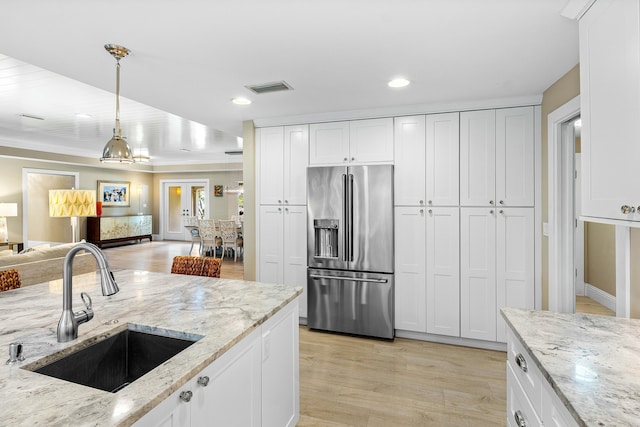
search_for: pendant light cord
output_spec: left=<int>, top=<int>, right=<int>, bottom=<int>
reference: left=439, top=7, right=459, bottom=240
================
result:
left=114, top=59, right=121, bottom=138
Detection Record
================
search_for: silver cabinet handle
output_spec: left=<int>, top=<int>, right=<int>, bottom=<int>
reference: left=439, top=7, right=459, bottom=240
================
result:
left=180, top=390, right=193, bottom=402
left=489, top=209, right=494, bottom=214
left=499, top=209, right=504, bottom=214
left=428, top=200, right=432, bottom=205
left=514, top=409, right=527, bottom=427
left=499, top=200, right=504, bottom=205
left=419, top=209, right=424, bottom=214
left=489, top=200, right=494, bottom=205
left=351, top=157, right=355, bottom=161
left=309, top=274, right=388, bottom=283
left=428, top=209, right=433, bottom=214
left=197, top=376, right=210, bottom=387
left=344, top=157, right=348, bottom=162
left=515, top=353, right=528, bottom=373
left=277, top=199, right=282, bottom=204
left=284, top=199, right=288, bottom=204
left=621, top=205, right=634, bottom=214
left=419, top=200, right=424, bottom=205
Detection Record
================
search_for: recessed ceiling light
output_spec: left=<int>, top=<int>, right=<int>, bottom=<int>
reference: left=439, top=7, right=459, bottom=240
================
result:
left=388, top=78, right=410, bottom=88
left=75, top=113, right=92, bottom=119
left=232, top=97, right=252, bottom=105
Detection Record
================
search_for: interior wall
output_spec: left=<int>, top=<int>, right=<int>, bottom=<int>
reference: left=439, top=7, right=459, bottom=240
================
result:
left=584, top=223, right=616, bottom=295
left=27, top=173, right=76, bottom=244
left=541, top=64, right=581, bottom=310
left=242, top=120, right=256, bottom=281
left=631, top=229, right=640, bottom=318
left=0, top=155, right=154, bottom=244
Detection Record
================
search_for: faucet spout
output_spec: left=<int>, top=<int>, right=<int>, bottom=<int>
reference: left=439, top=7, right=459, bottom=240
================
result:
left=57, top=242, right=120, bottom=343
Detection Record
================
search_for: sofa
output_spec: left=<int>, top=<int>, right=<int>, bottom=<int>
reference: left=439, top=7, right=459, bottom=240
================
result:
left=0, top=243, right=96, bottom=287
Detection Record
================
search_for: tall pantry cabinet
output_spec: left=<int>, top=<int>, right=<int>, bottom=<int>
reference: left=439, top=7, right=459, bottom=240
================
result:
left=460, top=106, right=535, bottom=343
left=256, top=125, right=309, bottom=318
left=394, top=113, right=461, bottom=337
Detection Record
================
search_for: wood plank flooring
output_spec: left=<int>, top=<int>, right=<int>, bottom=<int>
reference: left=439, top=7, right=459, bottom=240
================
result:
left=101, top=241, right=613, bottom=426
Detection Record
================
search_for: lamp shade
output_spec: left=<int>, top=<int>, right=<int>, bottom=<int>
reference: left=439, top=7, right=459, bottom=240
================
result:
left=0, top=203, right=18, bottom=217
left=49, top=190, right=97, bottom=217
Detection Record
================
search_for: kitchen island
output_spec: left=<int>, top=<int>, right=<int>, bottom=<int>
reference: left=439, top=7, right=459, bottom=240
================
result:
left=0, top=270, right=302, bottom=426
left=502, top=308, right=640, bottom=426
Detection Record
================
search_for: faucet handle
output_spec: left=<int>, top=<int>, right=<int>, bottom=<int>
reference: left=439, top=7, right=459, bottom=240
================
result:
left=74, top=292, right=94, bottom=325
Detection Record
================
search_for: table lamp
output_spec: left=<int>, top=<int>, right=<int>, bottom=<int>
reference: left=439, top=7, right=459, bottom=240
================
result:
left=0, top=203, right=18, bottom=243
left=49, top=189, right=97, bottom=243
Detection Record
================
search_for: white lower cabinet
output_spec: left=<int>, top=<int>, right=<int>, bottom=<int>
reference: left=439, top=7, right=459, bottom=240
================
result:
left=461, top=208, right=534, bottom=343
left=506, top=327, right=578, bottom=427
left=135, top=299, right=300, bottom=427
left=258, top=205, right=308, bottom=318
left=394, top=206, right=459, bottom=337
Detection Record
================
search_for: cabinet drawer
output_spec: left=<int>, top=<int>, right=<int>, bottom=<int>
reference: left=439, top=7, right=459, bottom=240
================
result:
left=507, top=329, right=542, bottom=412
left=507, top=362, right=542, bottom=427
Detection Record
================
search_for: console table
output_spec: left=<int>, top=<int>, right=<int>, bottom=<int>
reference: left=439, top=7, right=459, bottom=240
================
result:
left=87, top=215, right=152, bottom=248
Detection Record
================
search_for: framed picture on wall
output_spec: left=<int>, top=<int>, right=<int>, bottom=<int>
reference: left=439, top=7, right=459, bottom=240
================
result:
left=214, top=185, right=224, bottom=197
left=98, top=181, right=131, bottom=207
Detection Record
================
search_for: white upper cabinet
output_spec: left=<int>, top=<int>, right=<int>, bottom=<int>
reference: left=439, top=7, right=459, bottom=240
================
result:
left=257, top=127, right=285, bottom=205
left=283, top=125, right=309, bottom=205
left=496, top=107, right=534, bottom=207
left=460, top=110, right=496, bottom=206
left=426, top=112, right=459, bottom=206
left=394, top=115, right=426, bottom=206
left=257, top=125, right=309, bottom=206
left=579, top=0, right=640, bottom=222
left=309, top=118, right=393, bottom=165
left=461, top=108, right=534, bottom=207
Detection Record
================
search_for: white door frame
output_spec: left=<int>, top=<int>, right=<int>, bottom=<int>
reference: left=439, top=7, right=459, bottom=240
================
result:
left=547, top=95, right=580, bottom=313
left=159, top=179, right=210, bottom=241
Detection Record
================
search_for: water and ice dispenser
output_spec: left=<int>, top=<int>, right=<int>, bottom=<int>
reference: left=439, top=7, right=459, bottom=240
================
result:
left=313, top=219, right=339, bottom=259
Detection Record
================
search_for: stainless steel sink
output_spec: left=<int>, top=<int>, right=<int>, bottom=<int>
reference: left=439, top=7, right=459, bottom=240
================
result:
left=28, top=324, right=203, bottom=393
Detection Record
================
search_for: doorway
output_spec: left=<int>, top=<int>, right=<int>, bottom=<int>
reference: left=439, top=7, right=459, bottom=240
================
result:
left=160, top=180, right=209, bottom=241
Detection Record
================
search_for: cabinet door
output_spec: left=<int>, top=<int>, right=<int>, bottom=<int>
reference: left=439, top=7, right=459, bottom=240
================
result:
left=496, top=208, right=534, bottom=343
left=262, top=299, right=300, bottom=427
left=460, top=208, right=496, bottom=341
left=192, top=327, right=262, bottom=427
left=426, top=112, right=459, bottom=206
left=258, top=127, right=285, bottom=205
left=394, top=206, right=426, bottom=332
left=309, top=121, right=350, bottom=165
left=580, top=0, right=640, bottom=221
left=394, top=115, right=426, bottom=206
left=496, top=107, right=534, bottom=207
left=283, top=125, right=309, bottom=205
left=426, top=207, right=460, bottom=337
left=258, top=205, right=284, bottom=284
left=284, top=205, right=308, bottom=318
left=349, top=117, right=394, bottom=163
left=460, top=110, right=496, bottom=206
left=133, top=384, right=191, bottom=427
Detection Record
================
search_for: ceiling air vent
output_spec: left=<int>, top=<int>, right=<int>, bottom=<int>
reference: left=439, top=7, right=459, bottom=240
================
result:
left=245, top=81, right=293, bottom=94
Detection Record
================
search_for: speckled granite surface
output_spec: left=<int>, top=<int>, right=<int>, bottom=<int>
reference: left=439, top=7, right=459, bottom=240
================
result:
left=0, top=270, right=301, bottom=426
left=502, top=308, right=640, bottom=427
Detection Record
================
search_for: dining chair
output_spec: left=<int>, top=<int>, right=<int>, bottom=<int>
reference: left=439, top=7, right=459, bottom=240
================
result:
left=197, top=219, right=218, bottom=257
left=170, top=256, right=221, bottom=278
left=218, top=220, right=240, bottom=261
left=0, top=269, right=22, bottom=292
left=184, top=216, right=201, bottom=256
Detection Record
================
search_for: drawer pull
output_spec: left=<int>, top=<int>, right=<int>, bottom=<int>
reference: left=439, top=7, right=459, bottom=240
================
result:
left=514, top=409, right=527, bottom=427
left=515, top=353, right=528, bottom=373
left=179, top=390, right=193, bottom=402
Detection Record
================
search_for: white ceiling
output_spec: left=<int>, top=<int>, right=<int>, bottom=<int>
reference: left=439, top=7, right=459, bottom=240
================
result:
left=0, top=0, right=578, bottom=166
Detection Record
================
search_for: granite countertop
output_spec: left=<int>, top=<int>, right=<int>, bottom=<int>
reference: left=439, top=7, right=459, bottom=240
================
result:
left=501, top=308, right=640, bottom=427
left=0, top=270, right=302, bottom=426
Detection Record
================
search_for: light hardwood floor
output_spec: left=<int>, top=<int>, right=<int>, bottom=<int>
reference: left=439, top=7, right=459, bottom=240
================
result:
left=101, top=241, right=613, bottom=426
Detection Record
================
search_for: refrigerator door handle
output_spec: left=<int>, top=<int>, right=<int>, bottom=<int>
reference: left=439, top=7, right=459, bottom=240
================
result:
left=348, top=173, right=354, bottom=262
left=342, top=173, right=349, bottom=262
left=309, top=274, right=388, bottom=284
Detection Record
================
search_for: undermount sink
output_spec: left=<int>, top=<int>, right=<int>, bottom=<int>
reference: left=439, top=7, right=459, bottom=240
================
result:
left=27, top=324, right=203, bottom=393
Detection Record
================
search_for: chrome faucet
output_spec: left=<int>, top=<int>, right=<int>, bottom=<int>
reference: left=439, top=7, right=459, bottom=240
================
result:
left=57, top=242, right=120, bottom=343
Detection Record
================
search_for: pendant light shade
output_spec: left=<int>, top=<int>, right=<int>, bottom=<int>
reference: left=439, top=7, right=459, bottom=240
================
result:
left=101, top=44, right=135, bottom=164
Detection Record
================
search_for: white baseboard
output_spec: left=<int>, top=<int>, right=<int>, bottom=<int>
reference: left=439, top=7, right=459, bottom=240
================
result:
left=584, top=283, right=616, bottom=312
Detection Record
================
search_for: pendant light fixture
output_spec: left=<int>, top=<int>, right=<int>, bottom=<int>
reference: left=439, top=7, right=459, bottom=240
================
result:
left=101, top=44, right=135, bottom=164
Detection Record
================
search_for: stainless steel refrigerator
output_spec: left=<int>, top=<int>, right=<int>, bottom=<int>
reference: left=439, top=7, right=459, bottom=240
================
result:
left=307, top=164, right=394, bottom=339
